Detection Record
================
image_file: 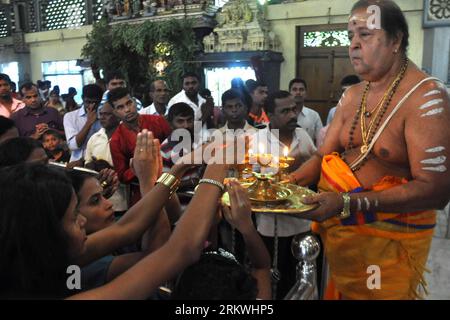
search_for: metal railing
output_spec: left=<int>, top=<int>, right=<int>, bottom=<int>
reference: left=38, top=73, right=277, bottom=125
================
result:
left=284, top=234, right=321, bottom=300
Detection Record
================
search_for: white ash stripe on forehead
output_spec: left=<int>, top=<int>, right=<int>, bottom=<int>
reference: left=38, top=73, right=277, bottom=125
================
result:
left=420, top=156, right=446, bottom=165
left=422, top=165, right=447, bottom=173
left=424, top=90, right=441, bottom=98
left=419, top=99, right=443, bottom=110
left=421, top=108, right=444, bottom=117
left=426, top=146, right=445, bottom=153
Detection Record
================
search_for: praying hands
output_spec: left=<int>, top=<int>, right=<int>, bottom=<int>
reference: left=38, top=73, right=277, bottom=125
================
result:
left=132, top=129, right=163, bottom=194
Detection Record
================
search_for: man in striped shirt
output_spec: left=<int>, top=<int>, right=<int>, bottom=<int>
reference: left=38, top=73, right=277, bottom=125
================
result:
left=160, top=102, right=203, bottom=195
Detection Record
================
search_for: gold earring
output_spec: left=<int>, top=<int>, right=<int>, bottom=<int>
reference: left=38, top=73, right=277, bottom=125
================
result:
left=394, top=49, right=398, bottom=54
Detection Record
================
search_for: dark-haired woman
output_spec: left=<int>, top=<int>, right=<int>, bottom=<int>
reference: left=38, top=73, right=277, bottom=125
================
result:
left=0, top=132, right=228, bottom=299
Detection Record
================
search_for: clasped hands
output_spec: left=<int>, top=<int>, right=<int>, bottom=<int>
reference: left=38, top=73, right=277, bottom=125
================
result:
left=131, top=129, right=163, bottom=187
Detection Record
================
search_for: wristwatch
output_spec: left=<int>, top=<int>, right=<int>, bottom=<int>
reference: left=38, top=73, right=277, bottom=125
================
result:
left=337, top=192, right=351, bottom=219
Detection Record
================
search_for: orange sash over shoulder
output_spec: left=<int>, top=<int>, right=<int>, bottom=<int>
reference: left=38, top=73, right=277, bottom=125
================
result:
left=314, top=153, right=435, bottom=300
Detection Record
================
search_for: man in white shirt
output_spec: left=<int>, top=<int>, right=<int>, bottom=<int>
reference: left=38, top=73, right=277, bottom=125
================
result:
left=251, top=90, right=316, bottom=299
left=218, top=89, right=255, bottom=135
left=139, top=79, right=170, bottom=117
left=168, top=72, right=206, bottom=122
left=64, top=84, right=103, bottom=162
left=85, top=102, right=128, bottom=213
left=289, top=78, right=323, bottom=146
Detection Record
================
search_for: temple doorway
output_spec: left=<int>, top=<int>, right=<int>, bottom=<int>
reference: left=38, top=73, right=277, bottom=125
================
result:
left=204, top=66, right=256, bottom=106
left=296, top=24, right=355, bottom=123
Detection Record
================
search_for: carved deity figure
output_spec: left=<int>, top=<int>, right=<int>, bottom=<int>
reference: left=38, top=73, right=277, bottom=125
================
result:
left=123, top=0, right=131, bottom=15
left=218, top=0, right=253, bottom=26
left=243, top=1, right=253, bottom=23
left=114, top=0, right=124, bottom=16
left=132, top=0, right=142, bottom=15
left=219, top=4, right=233, bottom=26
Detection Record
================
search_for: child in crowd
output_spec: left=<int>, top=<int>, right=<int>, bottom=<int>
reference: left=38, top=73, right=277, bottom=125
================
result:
left=41, top=129, right=70, bottom=163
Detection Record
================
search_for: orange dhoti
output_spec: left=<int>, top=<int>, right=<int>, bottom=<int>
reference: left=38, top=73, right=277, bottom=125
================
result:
left=313, top=153, right=435, bottom=300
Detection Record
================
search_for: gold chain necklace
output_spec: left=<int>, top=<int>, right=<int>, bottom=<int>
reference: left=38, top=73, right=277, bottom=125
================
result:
left=359, top=59, right=409, bottom=154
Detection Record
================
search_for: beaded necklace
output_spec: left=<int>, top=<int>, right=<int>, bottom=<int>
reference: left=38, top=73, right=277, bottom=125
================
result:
left=342, top=58, right=409, bottom=171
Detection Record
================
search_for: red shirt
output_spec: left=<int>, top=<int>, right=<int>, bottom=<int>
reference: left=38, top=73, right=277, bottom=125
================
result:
left=110, top=115, right=171, bottom=184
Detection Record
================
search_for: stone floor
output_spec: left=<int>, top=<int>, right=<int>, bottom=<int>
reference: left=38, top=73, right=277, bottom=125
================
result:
left=425, top=237, right=450, bottom=300
left=434, top=203, right=450, bottom=238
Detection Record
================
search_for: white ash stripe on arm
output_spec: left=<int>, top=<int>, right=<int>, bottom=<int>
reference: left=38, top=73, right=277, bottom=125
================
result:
left=419, top=99, right=443, bottom=110
left=424, top=90, right=441, bottom=98
left=426, top=146, right=445, bottom=153
left=422, top=165, right=447, bottom=173
left=421, top=108, right=444, bottom=117
left=357, top=198, right=362, bottom=212
left=364, top=197, right=370, bottom=211
left=420, top=156, right=446, bottom=165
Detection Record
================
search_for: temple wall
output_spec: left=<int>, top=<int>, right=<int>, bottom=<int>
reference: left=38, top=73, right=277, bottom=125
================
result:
left=267, top=0, right=425, bottom=89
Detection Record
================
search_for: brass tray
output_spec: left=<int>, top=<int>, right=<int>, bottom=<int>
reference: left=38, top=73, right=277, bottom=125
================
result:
left=248, top=184, right=292, bottom=204
left=222, top=183, right=318, bottom=218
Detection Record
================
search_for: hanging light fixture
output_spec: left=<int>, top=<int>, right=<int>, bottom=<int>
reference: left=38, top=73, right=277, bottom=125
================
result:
left=154, top=60, right=168, bottom=76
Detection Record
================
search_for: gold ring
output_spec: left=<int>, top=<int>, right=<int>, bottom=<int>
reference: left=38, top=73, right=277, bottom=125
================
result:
left=101, top=181, right=108, bottom=188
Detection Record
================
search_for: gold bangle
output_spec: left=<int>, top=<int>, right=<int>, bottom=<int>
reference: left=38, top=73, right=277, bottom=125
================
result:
left=337, top=192, right=351, bottom=219
left=156, top=173, right=180, bottom=198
